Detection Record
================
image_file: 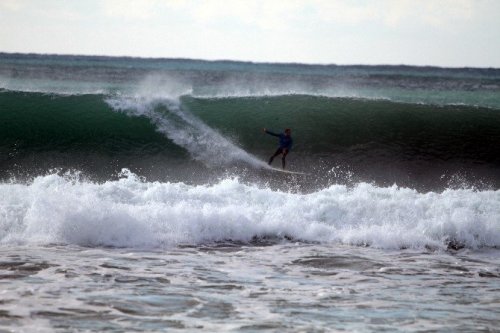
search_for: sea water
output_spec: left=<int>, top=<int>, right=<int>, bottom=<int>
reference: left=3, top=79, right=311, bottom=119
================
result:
left=1, top=244, right=499, bottom=332
left=0, top=53, right=499, bottom=331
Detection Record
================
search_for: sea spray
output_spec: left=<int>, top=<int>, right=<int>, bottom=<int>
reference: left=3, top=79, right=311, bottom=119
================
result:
left=106, top=96, right=268, bottom=168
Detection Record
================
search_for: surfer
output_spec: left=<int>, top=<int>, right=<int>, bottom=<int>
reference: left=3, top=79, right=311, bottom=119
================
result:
left=263, top=128, right=293, bottom=169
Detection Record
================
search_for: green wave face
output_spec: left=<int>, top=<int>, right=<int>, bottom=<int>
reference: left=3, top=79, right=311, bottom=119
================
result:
left=1, top=90, right=500, bottom=191
left=3, top=91, right=500, bottom=162
left=0, top=91, right=182, bottom=155
left=185, top=95, right=500, bottom=167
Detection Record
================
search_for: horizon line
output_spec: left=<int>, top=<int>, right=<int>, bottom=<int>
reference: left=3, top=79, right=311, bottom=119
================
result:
left=1, top=51, right=498, bottom=71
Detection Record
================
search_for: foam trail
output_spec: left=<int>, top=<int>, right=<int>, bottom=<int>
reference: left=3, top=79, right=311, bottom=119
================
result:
left=1, top=171, right=499, bottom=249
left=106, top=95, right=268, bottom=168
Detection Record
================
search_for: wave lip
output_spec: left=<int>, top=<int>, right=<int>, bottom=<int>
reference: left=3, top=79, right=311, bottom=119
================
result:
left=1, top=171, right=499, bottom=250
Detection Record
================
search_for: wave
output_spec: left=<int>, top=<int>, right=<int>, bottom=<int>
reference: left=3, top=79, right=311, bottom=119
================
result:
left=1, top=170, right=498, bottom=250
left=2, top=54, right=499, bottom=250
left=2, top=90, right=499, bottom=161
left=2, top=90, right=500, bottom=190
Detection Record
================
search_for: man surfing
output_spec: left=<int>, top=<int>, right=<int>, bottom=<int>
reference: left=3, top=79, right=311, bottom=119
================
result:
left=263, top=128, right=293, bottom=170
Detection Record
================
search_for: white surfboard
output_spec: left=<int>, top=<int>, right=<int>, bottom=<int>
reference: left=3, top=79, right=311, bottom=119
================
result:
left=267, top=166, right=308, bottom=175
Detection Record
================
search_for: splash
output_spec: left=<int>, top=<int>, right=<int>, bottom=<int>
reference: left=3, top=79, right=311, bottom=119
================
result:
left=106, top=95, right=267, bottom=168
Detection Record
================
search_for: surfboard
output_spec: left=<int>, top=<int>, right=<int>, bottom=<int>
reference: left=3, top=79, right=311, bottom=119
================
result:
left=267, top=166, right=308, bottom=175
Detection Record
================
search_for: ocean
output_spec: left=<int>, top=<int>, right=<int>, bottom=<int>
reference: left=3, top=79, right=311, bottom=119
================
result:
left=0, top=53, right=499, bottom=332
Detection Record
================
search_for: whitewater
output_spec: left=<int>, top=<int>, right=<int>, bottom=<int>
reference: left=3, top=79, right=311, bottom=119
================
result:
left=2, top=170, right=499, bottom=250
left=0, top=53, right=499, bottom=332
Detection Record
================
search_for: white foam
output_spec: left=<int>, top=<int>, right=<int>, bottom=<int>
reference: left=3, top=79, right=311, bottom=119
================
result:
left=1, top=171, right=499, bottom=250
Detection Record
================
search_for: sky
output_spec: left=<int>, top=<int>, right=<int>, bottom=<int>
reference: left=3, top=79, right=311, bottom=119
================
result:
left=1, top=0, right=499, bottom=67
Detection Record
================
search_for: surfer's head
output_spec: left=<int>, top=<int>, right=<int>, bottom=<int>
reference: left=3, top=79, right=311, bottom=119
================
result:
left=284, top=128, right=291, bottom=135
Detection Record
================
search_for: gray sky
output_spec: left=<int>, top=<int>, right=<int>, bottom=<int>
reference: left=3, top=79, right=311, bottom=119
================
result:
left=1, top=0, right=499, bottom=67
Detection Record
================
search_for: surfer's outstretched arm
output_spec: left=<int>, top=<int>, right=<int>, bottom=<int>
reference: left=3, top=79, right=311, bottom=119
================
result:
left=263, top=128, right=280, bottom=137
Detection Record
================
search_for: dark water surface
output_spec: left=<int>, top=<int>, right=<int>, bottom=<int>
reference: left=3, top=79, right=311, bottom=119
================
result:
left=0, top=245, right=499, bottom=332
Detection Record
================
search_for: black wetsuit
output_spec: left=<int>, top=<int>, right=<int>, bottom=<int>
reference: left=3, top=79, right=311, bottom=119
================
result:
left=265, top=130, right=293, bottom=169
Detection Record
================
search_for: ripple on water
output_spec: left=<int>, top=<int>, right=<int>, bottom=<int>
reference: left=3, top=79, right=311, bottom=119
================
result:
left=290, top=255, right=384, bottom=271
left=0, top=245, right=499, bottom=332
